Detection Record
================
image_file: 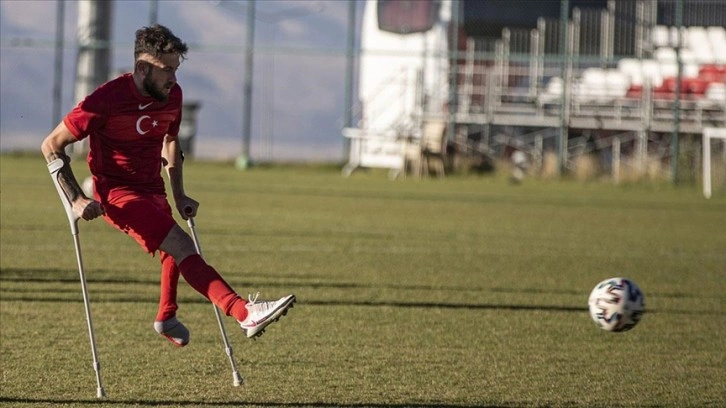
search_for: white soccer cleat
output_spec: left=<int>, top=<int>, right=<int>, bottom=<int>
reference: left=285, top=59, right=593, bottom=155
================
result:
left=154, top=316, right=190, bottom=347
left=238, top=293, right=296, bottom=338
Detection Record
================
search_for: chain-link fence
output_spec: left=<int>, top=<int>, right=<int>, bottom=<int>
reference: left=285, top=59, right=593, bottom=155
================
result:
left=0, top=0, right=358, bottom=163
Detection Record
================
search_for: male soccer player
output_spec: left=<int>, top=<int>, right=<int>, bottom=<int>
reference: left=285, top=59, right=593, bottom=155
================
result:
left=41, top=24, right=295, bottom=347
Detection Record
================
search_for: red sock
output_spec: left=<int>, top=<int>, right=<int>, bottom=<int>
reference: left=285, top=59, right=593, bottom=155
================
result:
left=155, top=251, right=179, bottom=322
left=177, top=254, right=248, bottom=321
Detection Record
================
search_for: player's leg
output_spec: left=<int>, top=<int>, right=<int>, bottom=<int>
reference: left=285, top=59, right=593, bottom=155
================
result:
left=103, top=194, right=247, bottom=316
left=153, top=251, right=189, bottom=346
left=102, top=195, right=195, bottom=345
left=158, top=224, right=248, bottom=319
left=156, top=251, right=179, bottom=322
left=103, top=193, right=295, bottom=338
left=160, top=224, right=296, bottom=338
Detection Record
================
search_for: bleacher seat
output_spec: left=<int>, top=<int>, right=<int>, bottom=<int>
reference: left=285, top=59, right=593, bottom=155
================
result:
left=707, top=26, right=725, bottom=47
left=708, top=28, right=726, bottom=64
left=581, top=68, right=607, bottom=86
left=713, top=46, right=726, bottom=65
left=626, top=84, right=643, bottom=98
left=679, top=49, right=696, bottom=64
left=559, top=25, right=725, bottom=106
left=687, top=78, right=709, bottom=96
left=652, top=25, right=670, bottom=47
left=699, top=65, right=722, bottom=82
left=618, top=58, right=643, bottom=86
left=655, top=47, right=676, bottom=63
left=614, top=26, right=726, bottom=102
left=538, top=77, right=563, bottom=105
left=571, top=68, right=630, bottom=104
left=605, top=71, right=630, bottom=98
left=579, top=68, right=608, bottom=103
left=688, top=26, right=715, bottom=64
left=659, top=62, right=678, bottom=79
left=641, top=60, right=663, bottom=88
left=705, top=83, right=725, bottom=104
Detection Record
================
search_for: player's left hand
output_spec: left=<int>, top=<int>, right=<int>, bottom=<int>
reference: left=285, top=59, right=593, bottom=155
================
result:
left=73, top=196, right=105, bottom=221
left=176, top=195, right=199, bottom=220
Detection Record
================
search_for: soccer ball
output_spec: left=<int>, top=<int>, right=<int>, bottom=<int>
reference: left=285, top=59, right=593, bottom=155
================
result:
left=588, top=277, right=645, bottom=332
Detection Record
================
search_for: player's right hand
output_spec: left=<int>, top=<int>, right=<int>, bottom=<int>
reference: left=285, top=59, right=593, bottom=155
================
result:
left=73, top=197, right=105, bottom=221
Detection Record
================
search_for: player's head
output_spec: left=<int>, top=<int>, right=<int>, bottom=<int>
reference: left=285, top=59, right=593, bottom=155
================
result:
left=133, top=24, right=188, bottom=102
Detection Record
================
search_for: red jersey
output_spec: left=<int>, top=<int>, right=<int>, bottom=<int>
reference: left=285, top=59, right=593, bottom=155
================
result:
left=64, top=73, right=183, bottom=198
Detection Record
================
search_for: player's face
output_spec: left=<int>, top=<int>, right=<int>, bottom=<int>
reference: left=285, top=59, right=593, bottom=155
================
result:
left=141, top=53, right=181, bottom=102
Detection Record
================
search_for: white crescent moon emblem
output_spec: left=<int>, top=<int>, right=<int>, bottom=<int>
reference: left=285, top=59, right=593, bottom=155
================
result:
left=136, top=115, right=151, bottom=135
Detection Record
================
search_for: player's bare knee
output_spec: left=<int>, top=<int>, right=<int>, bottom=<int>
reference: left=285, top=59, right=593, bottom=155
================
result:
left=159, top=224, right=198, bottom=262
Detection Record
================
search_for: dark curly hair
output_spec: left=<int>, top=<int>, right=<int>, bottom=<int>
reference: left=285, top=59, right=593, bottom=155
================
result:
left=134, top=24, right=188, bottom=61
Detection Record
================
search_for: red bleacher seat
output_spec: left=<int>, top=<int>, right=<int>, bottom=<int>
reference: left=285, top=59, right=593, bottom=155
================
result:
left=686, top=78, right=708, bottom=95
left=626, top=84, right=643, bottom=98
left=699, top=65, right=722, bottom=82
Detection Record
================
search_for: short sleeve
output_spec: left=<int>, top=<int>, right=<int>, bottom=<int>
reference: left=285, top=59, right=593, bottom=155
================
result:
left=63, top=93, right=107, bottom=141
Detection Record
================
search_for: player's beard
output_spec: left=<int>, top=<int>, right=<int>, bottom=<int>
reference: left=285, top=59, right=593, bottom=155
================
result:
left=143, top=71, right=170, bottom=102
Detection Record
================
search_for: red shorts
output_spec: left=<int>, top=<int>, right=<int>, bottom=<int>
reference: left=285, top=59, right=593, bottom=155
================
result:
left=101, top=192, right=176, bottom=254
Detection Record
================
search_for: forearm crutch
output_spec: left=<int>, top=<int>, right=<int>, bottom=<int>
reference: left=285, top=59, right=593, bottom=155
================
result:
left=186, top=216, right=243, bottom=386
left=47, top=159, right=106, bottom=398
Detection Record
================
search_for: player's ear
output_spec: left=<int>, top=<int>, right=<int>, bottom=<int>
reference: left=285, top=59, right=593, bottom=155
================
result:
left=134, top=60, right=148, bottom=75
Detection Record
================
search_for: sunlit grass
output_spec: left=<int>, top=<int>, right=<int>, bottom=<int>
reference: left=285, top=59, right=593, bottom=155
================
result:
left=1, top=154, right=725, bottom=407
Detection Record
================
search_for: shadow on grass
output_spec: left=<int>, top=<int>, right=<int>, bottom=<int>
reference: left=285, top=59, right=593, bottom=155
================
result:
left=0, top=397, right=506, bottom=408
left=2, top=267, right=720, bottom=302
left=1, top=268, right=720, bottom=315
left=0, top=294, right=588, bottom=313
left=1, top=268, right=585, bottom=295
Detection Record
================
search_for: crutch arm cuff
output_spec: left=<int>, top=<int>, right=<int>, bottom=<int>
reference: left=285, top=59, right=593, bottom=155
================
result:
left=47, top=154, right=85, bottom=204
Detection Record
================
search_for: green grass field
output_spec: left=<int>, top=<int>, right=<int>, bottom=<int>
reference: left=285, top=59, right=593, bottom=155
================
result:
left=1, top=154, right=725, bottom=408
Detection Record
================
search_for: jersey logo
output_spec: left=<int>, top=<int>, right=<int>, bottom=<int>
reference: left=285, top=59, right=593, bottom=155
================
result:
left=136, top=115, right=158, bottom=135
left=138, top=102, right=153, bottom=110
